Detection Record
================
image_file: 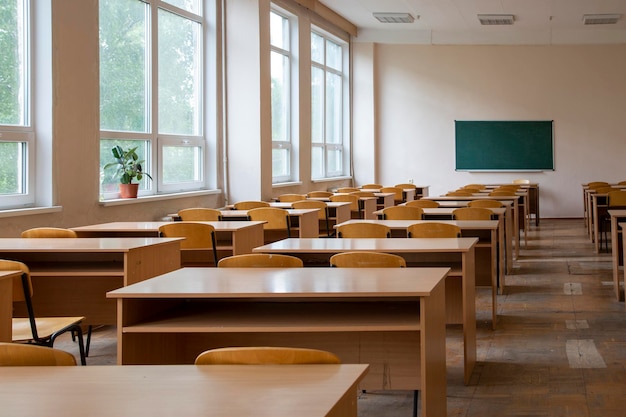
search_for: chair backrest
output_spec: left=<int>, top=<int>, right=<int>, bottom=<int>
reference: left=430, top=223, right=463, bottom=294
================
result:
left=595, top=186, right=618, bottom=194
left=380, top=186, right=403, bottom=202
left=446, top=191, right=473, bottom=196
left=587, top=181, right=609, bottom=188
left=233, top=201, right=270, bottom=210
left=495, top=184, right=520, bottom=191
left=336, top=187, right=359, bottom=193
left=395, top=183, right=417, bottom=189
left=467, top=200, right=503, bottom=208
left=608, top=190, right=626, bottom=208
left=158, top=222, right=216, bottom=250
left=0, top=259, right=31, bottom=302
left=329, top=194, right=360, bottom=212
left=512, top=179, right=530, bottom=184
left=0, top=342, right=77, bottom=366
left=21, top=227, right=77, bottom=238
left=177, top=208, right=222, bottom=221
left=329, top=251, right=406, bottom=268
left=405, top=200, right=440, bottom=208
left=452, top=207, right=493, bottom=220
left=217, top=253, right=303, bottom=268
left=382, top=205, right=423, bottom=220
left=277, top=194, right=307, bottom=202
left=307, top=191, right=333, bottom=198
left=247, top=207, right=290, bottom=231
left=407, top=222, right=461, bottom=238
left=292, top=200, right=328, bottom=220
left=349, top=191, right=376, bottom=198
left=336, top=222, right=390, bottom=238
left=463, top=184, right=485, bottom=190
left=361, top=183, right=382, bottom=189
left=617, top=181, right=626, bottom=186
left=195, top=346, right=341, bottom=365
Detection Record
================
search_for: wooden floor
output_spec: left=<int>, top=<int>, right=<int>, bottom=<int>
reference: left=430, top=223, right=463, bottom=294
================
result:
left=55, top=218, right=626, bottom=416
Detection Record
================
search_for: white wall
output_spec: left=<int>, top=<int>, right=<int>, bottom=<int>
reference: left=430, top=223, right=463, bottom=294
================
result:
left=353, top=43, right=626, bottom=218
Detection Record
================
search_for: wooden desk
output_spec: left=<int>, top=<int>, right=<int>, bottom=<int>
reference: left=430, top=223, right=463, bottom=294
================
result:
left=360, top=188, right=416, bottom=203
left=484, top=183, right=539, bottom=226
left=310, top=196, right=378, bottom=220
left=268, top=202, right=351, bottom=232
left=0, top=364, right=368, bottom=417
left=0, top=270, right=21, bottom=342
left=253, top=237, right=477, bottom=383
left=611, top=212, right=626, bottom=301
left=0, top=238, right=181, bottom=326
left=219, top=209, right=319, bottom=238
left=72, top=221, right=265, bottom=257
left=590, top=193, right=610, bottom=253
left=108, top=267, right=448, bottom=416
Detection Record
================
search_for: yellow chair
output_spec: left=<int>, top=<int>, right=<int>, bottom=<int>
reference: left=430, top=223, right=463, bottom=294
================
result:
left=467, top=200, right=503, bottom=208
left=587, top=182, right=609, bottom=189
left=329, top=251, right=406, bottom=268
left=381, top=205, right=423, bottom=220
left=1, top=260, right=86, bottom=365
left=405, top=200, right=440, bottom=208
left=463, top=184, right=486, bottom=190
left=307, top=191, right=333, bottom=199
left=336, top=222, right=390, bottom=238
left=446, top=190, right=473, bottom=196
left=349, top=190, right=376, bottom=198
left=0, top=342, right=77, bottom=366
left=277, top=194, right=307, bottom=202
left=595, top=186, right=618, bottom=194
left=601, top=190, right=626, bottom=251
left=233, top=201, right=270, bottom=210
left=21, top=227, right=77, bottom=238
left=330, top=194, right=362, bottom=219
left=380, top=186, right=404, bottom=204
left=395, top=183, right=417, bottom=189
left=512, top=179, right=530, bottom=184
left=292, top=200, right=332, bottom=237
left=195, top=346, right=340, bottom=365
left=361, top=183, right=382, bottom=189
left=336, top=187, right=359, bottom=193
left=407, top=222, right=461, bottom=238
left=177, top=208, right=222, bottom=221
left=217, top=253, right=303, bottom=268
left=452, top=207, right=494, bottom=220
left=158, top=222, right=218, bottom=266
left=247, top=207, right=291, bottom=243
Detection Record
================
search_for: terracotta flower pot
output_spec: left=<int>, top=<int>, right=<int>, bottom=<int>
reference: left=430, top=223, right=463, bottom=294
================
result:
left=119, top=183, right=139, bottom=198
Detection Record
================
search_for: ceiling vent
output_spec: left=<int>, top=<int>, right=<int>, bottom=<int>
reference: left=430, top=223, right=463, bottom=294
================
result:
left=373, top=13, right=415, bottom=23
left=582, top=14, right=621, bottom=25
left=477, top=14, right=515, bottom=25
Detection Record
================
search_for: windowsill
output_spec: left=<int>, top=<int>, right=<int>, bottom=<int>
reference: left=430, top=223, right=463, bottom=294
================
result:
left=272, top=181, right=303, bottom=188
left=311, top=176, right=352, bottom=183
left=0, top=205, right=63, bottom=218
left=100, top=189, right=222, bottom=207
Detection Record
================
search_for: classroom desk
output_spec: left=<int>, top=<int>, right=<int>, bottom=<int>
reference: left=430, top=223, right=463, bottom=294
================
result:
left=72, top=221, right=265, bottom=257
left=107, top=267, right=448, bottom=416
left=483, top=183, right=540, bottom=226
left=218, top=208, right=319, bottom=238
left=0, top=364, right=369, bottom=417
left=0, top=238, right=181, bottom=326
left=253, top=237, right=477, bottom=383
left=611, top=211, right=626, bottom=301
left=423, top=195, right=521, bottom=257
left=0, top=270, right=21, bottom=342
left=360, top=188, right=416, bottom=202
left=310, top=196, right=378, bottom=220
left=590, top=193, right=611, bottom=253
left=268, top=202, right=351, bottom=232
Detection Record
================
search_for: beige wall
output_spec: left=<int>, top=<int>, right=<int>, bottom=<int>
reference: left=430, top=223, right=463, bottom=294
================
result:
left=353, top=43, right=626, bottom=218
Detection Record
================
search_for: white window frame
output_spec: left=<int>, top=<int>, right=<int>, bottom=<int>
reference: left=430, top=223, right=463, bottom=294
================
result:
left=99, top=0, right=208, bottom=200
left=270, top=6, right=298, bottom=184
left=0, top=0, right=35, bottom=209
left=310, top=27, right=349, bottom=180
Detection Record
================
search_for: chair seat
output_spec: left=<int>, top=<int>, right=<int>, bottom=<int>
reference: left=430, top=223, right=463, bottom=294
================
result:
left=12, top=317, right=85, bottom=342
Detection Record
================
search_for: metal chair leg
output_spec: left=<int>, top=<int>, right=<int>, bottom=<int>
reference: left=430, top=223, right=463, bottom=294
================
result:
left=413, top=390, right=419, bottom=417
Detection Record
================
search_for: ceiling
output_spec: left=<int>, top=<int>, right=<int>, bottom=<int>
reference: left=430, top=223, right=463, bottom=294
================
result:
left=320, top=0, right=626, bottom=44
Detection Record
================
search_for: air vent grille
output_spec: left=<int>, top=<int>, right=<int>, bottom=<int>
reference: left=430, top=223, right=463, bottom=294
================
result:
left=582, top=14, right=621, bottom=25
left=477, top=14, right=515, bottom=25
left=373, top=13, right=415, bottom=24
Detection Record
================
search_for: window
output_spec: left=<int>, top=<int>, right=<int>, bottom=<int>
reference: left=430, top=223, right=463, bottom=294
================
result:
left=0, top=0, right=35, bottom=209
left=270, top=8, right=296, bottom=183
left=99, top=0, right=206, bottom=199
left=311, top=29, right=348, bottom=180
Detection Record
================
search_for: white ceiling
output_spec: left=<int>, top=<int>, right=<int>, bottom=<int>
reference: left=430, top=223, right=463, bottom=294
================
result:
left=321, top=0, right=626, bottom=44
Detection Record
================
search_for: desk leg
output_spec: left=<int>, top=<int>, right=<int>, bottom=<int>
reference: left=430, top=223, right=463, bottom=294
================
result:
left=462, top=249, right=476, bottom=386
left=0, top=275, right=12, bottom=342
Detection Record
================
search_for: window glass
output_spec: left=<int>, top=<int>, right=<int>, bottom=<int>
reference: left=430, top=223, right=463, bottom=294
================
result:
left=310, top=66, right=324, bottom=144
left=100, top=139, right=151, bottom=193
left=161, top=0, right=200, bottom=14
left=0, top=0, right=27, bottom=126
left=162, top=143, right=203, bottom=184
left=326, top=72, right=342, bottom=144
left=0, top=142, right=24, bottom=194
left=310, top=32, right=324, bottom=64
left=270, top=51, right=289, bottom=142
left=270, top=11, right=288, bottom=49
left=326, top=39, right=342, bottom=71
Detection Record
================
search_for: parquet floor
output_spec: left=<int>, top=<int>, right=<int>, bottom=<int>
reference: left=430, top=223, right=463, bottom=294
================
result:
left=55, top=218, right=626, bottom=416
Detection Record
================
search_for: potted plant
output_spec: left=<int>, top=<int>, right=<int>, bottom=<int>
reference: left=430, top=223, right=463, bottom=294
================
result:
left=103, top=145, right=152, bottom=198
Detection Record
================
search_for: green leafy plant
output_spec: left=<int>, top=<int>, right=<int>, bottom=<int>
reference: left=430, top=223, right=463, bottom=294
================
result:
left=103, top=145, right=152, bottom=185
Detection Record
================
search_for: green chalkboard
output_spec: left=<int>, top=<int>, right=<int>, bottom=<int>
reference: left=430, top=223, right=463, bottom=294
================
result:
left=455, top=121, right=554, bottom=171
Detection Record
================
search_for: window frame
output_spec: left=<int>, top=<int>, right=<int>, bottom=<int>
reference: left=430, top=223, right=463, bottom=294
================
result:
left=310, top=27, right=349, bottom=180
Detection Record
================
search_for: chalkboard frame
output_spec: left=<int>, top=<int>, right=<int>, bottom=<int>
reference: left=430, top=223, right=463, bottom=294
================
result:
left=455, top=120, right=554, bottom=172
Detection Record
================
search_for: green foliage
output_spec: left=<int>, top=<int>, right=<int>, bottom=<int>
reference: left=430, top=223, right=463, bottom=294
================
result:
left=103, top=145, right=152, bottom=184
left=0, top=0, right=22, bottom=125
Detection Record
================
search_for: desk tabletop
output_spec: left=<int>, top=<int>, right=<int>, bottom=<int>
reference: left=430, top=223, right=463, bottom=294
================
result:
left=107, top=266, right=450, bottom=299
left=254, top=237, right=478, bottom=253
left=0, top=364, right=368, bottom=417
left=220, top=208, right=318, bottom=216
left=71, top=221, right=265, bottom=232
left=374, top=207, right=506, bottom=216
left=0, top=237, right=182, bottom=252
left=424, top=195, right=520, bottom=201
left=336, top=219, right=499, bottom=230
